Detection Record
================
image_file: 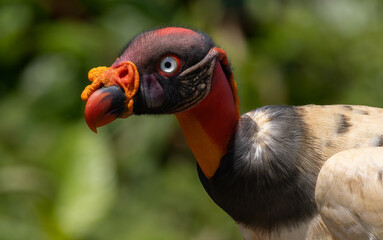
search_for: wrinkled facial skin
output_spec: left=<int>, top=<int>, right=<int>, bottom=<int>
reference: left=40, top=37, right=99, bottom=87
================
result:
left=114, top=28, right=216, bottom=115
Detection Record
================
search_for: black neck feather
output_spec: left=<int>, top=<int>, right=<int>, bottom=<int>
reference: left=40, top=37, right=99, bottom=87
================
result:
left=198, top=105, right=323, bottom=232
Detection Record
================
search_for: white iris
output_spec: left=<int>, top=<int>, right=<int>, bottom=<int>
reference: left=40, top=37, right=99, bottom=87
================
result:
left=160, top=56, right=178, bottom=74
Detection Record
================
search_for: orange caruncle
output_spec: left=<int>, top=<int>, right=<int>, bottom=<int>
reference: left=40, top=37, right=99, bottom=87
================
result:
left=81, top=62, right=140, bottom=116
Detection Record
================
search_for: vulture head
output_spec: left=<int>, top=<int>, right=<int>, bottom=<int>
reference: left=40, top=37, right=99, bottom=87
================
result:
left=81, top=27, right=239, bottom=133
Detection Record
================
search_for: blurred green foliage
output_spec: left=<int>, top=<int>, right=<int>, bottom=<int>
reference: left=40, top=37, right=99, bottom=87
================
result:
left=1, top=0, right=383, bottom=239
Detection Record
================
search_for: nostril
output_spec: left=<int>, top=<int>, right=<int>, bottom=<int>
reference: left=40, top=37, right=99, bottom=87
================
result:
left=119, top=70, right=129, bottom=79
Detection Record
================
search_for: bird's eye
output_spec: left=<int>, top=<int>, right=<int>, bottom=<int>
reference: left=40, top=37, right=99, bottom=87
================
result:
left=159, top=56, right=180, bottom=76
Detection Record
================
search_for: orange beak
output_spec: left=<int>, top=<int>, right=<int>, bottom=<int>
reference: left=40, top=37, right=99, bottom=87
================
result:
left=81, top=61, right=140, bottom=133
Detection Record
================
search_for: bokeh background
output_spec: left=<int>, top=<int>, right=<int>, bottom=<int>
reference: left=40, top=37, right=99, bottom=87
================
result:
left=1, top=0, right=383, bottom=239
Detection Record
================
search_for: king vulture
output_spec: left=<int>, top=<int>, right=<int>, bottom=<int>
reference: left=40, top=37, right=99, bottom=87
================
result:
left=81, top=27, right=383, bottom=240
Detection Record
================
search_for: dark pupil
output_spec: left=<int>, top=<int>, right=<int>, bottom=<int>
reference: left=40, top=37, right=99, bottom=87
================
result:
left=164, top=61, right=172, bottom=69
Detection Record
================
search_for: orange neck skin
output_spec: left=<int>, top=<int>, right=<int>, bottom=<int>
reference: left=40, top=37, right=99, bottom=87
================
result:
left=175, top=61, right=240, bottom=178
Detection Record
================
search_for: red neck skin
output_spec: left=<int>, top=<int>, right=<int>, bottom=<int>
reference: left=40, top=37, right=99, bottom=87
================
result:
left=175, top=61, right=240, bottom=178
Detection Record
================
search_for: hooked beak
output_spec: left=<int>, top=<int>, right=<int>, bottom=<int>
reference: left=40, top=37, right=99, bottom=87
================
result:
left=84, top=86, right=126, bottom=133
left=81, top=61, right=140, bottom=133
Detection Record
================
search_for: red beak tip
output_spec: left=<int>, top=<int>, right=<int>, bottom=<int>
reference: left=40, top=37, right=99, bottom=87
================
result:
left=90, top=126, right=98, bottom=134
left=86, top=121, right=98, bottom=133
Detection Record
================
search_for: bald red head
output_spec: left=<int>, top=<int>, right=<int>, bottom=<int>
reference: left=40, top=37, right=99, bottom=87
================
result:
left=154, top=27, right=198, bottom=36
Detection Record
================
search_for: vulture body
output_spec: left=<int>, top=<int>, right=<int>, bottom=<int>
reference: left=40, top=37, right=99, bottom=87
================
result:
left=81, top=27, right=383, bottom=240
